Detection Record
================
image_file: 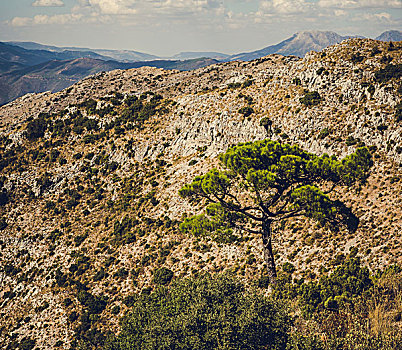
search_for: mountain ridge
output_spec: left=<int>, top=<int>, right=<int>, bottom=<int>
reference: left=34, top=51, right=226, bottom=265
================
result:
left=0, top=56, right=218, bottom=105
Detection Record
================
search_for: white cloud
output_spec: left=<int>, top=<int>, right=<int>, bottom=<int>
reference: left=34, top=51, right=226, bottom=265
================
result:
left=362, top=12, right=393, bottom=21
left=318, top=0, right=401, bottom=8
left=259, top=0, right=310, bottom=14
left=10, top=14, right=83, bottom=26
left=10, top=0, right=226, bottom=28
left=32, top=0, right=65, bottom=6
left=10, top=17, right=33, bottom=27
left=87, top=0, right=137, bottom=15
left=334, top=9, right=347, bottom=16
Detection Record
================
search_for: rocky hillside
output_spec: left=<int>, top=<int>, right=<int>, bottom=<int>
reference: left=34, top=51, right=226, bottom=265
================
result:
left=0, top=38, right=401, bottom=349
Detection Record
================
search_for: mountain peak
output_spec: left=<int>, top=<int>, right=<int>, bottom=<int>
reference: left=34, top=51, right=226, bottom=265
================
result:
left=376, top=30, right=402, bottom=42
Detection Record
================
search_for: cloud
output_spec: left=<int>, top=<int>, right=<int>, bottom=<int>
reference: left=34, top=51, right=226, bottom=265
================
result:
left=87, top=0, right=137, bottom=15
left=32, top=0, right=65, bottom=6
left=10, top=14, right=83, bottom=26
left=10, top=0, right=226, bottom=28
left=318, top=0, right=402, bottom=9
left=334, top=9, right=347, bottom=16
left=259, top=0, right=310, bottom=14
left=362, top=12, right=393, bottom=21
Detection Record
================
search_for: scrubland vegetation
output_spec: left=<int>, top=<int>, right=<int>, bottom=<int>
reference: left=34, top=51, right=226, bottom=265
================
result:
left=0, top=39, right=401, bottom=349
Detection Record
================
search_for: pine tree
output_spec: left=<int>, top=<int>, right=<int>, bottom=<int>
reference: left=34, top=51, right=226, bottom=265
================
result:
left=179, top=140, right=373, bottom=283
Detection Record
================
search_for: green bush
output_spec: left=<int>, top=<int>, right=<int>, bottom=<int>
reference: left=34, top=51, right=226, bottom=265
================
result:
left=152, top=267, right=173, bottom=285
left=111, top=273, right=290, bottom=350
left=299, top=91, right=321, bottom=107
left=395, top=102, right=402, bottom=123
left=260, top=116, right=272, bottom=130
left=238, top=106, right=254, bottom=117
left=77, top=290, right=107, bottom=315
left=293, top=78, right=302, bottom=86
left=25, top=117, right=47, bottom=140
left=0, top=217, right=7, bottom=230
left=374, top=64, right=401, bottom=83
left=299, top=257, right=372, bottom=314
left=19, top=337, right=36, bottom=350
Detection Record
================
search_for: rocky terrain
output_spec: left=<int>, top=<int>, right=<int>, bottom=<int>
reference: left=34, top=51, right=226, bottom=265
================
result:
left=0, top=38, right=401, bottom=349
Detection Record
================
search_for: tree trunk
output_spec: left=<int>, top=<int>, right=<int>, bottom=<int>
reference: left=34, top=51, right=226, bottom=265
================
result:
left=261, top=220, right=277, bottom=284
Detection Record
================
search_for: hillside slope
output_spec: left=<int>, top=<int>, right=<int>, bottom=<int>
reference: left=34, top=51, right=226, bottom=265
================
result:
left=0, top=38, right=401, bottom=349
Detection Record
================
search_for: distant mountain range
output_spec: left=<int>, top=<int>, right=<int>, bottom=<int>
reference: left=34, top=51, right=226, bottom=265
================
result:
left=7, top=41, right=159, bottom=62
left=7, top=41, right=229, bottom=62
left=226, top=31, right=362, bottom=61
left=0, top=56, right=218, bottom=105
left=375, top=30, right=402, bottom=42
left=0, top=30, right=400, bottom=105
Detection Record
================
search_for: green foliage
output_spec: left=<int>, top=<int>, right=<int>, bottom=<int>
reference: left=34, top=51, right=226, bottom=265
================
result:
left=238, top=106, right=254, bottom=117
left=0, top=190, right=9, bottom=206
left=112, top=216, right=137, bottom=245
left=19, top=337, right=36, bottom=350
left=260, top=116, right=272, bottom=129
left=316, top=67, right=328, bottom=76
left=242, top=79, right=254, bottom=88
left=111, top=273, right=290, bottom=350
left=77, top=290, right=107, bottom=315
left=0, top=217, right=7, bottom=230
left=118, top=93, right=164, bottom=127
left=227, top=82, right=241, bottom=89
left=293, top=78, right=302, bottom=86
left=25, top=116, right=48, bottom=140
left=152, top=267, right=173, bottom=285
left=318, top=127, right=330, bottom=139
left=179, top=139, right=372, bottom=279
left=300, top=91, right=321, bottom=107
left=395, top=102, right=402, bottom=123
left=374, top=64, right=402, bottom=83
left=79, top=98, right=97, bottom=114
left=350, top=54, right=364, bottom=63
left=299, top=258, right=372, bottom=314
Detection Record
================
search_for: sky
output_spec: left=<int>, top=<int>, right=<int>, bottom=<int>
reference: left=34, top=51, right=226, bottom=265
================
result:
left=0, top=0, right=401, bottom=56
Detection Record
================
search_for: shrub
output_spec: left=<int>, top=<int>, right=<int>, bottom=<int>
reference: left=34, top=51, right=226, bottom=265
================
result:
left=299, top=257, right=372, bottom=314
left=300, top=91, right=321, bottom=107
left=0, top=217, right=7, bottom=230
left=77, top=290, right=107, bottom=315
left=242, top=79, right=253, bottom=88
left=112, top=273, right=290, bottom=350
left=153, top=267, right=173, bottom=285
left=19, top=337, right=36, bottom=350
left=0, top=189, right=8, bottom=206
left=25, top=117, right=47, bottom=140
left=351, top=54, right=364, bottom=63
left=318, top=127, right=330, bottom=139
left=395, top=102, right=402, bottom=123
left=238, top=106, right=254, bottom=117
left=260, top=117, right=272, bottom=130
left=374, top=64, right=402, bottom=83
left=227, top=82, right=241, bottom=89
left=293, top=78, right=302, bottom=86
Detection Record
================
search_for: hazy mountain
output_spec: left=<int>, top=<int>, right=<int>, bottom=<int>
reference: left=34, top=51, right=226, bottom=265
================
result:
left=171, top=51, right=229, bottom=60
left=227, top=31, right=360, bottom=60
left=0, top=57, right=218, bottom=105
left=9, top=41, right=161, bottom=62
left=9, top=41, right=228, bottom=61
left=376, top=30, right=402, bottom=42
left=0, top=42, right=114, bottom=74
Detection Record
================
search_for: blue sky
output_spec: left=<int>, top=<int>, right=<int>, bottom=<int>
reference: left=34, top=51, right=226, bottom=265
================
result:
left=0, top=0, right=401, bottom=55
